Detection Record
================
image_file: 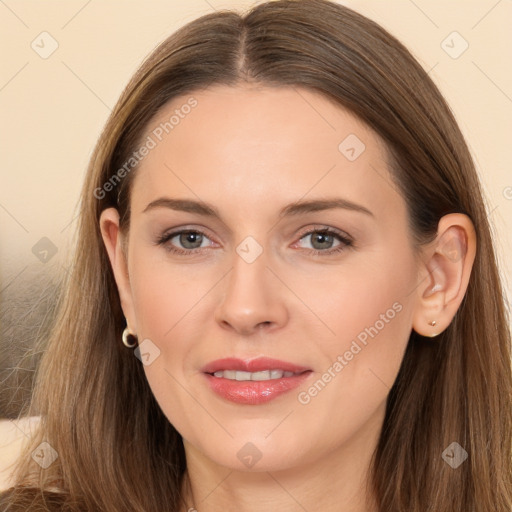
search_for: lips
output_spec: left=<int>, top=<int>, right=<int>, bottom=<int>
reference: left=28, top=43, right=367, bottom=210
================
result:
left=201, top=357, right=313, bottom=405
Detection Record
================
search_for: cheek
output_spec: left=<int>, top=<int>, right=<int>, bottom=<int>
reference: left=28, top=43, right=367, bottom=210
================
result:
left=293, top=246, right=416, bottom=407
left=288, top=306, right=414, bottom=459
left=127, top=251, right=210, bottom=432
left=293, top=242, right=416, bottom=353
left=128, top=248, right=207, bottom=339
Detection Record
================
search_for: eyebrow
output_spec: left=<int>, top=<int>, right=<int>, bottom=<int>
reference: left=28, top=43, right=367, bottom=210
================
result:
left=143, top=197, right=374, bottom=219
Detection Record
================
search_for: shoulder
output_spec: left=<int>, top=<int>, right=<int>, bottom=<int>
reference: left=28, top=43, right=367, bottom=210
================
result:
left=0, top=417, right=40, bottom=493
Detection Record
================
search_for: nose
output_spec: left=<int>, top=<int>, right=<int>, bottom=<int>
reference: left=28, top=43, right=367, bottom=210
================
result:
left=214, top=246, right=289, bottom=337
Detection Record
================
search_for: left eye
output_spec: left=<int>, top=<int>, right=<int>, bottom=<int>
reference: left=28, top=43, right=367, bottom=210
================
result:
left=295, top=229, right=352, bottom=253
left=298, top=231, right=339, bottom=250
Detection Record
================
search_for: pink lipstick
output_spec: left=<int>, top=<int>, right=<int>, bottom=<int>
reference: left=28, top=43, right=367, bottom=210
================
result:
left=202, top=357, right=313, bottom=405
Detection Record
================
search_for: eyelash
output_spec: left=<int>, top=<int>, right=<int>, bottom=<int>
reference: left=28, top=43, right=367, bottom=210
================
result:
left=156, top=226, right=353, bottom=257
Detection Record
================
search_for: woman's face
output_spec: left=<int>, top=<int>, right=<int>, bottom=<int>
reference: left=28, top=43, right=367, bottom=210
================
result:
left=104, top=84, right=425, bottom=472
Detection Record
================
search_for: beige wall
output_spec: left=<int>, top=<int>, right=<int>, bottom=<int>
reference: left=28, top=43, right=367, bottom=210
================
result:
left=0, top=0, right=511, bottom=317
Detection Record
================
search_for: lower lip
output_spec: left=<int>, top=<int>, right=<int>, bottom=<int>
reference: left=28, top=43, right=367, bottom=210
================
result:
left=204, top=371, right=312, bottom=405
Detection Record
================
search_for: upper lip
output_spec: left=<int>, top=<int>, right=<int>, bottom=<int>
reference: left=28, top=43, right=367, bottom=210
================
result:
left=201, top=357, right=311, bottom=374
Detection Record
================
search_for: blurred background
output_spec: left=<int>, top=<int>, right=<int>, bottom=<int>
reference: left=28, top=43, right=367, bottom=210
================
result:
left=1, top=0, right=511, bottom=419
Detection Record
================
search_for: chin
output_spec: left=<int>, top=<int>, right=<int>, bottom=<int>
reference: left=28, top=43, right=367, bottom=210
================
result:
left=196, top=436, right=312, bottom=473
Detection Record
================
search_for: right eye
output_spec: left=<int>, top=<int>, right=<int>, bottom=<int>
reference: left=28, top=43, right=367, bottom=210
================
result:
left=156, top=229, right=215, bottom=255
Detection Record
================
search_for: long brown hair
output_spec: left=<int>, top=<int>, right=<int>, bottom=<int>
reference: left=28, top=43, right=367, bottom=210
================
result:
left=2, top=0, right=511, bottom=510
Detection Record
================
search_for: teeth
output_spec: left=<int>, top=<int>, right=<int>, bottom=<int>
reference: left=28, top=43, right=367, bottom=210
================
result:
left=251, top=370, right=271, bottom=381
left=212, top=369, right=298, bottom=381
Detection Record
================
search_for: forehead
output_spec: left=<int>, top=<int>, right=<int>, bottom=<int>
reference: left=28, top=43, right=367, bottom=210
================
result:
left=130, top=84, right=402, bottom=222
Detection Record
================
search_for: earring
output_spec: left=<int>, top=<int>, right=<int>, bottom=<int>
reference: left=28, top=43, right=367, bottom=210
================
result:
left=427, top=320, right=439, bottom=338
left=122, top=327, right=138, bottom=348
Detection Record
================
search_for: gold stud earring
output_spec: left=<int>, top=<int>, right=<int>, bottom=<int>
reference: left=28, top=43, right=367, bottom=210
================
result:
left=427, top=320, right=439, bottom=338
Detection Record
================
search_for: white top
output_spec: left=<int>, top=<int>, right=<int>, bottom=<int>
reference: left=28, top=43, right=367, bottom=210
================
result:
left=0, top=416, right=40, bottom=492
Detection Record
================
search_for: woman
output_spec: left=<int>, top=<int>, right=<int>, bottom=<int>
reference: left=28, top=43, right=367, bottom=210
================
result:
left=1, top=0, right=511, bottom=510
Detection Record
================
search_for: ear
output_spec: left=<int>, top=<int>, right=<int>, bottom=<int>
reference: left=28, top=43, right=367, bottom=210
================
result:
left=99, top=208, right=138, bottom=334
left=412, top=213, right=476, bottom=337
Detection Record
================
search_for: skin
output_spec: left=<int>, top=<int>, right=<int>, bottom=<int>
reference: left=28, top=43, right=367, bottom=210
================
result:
left=100, top=84, right=476, bottom=512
